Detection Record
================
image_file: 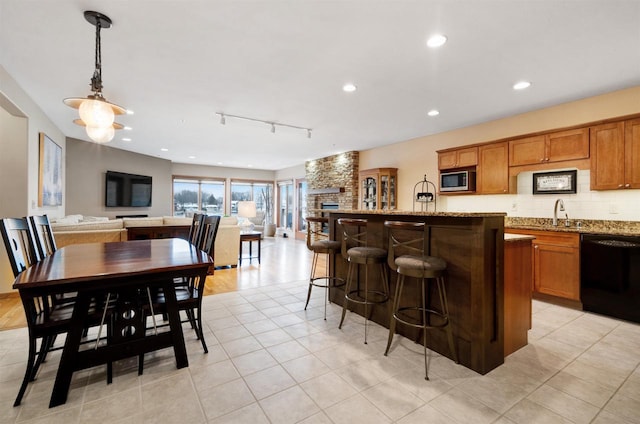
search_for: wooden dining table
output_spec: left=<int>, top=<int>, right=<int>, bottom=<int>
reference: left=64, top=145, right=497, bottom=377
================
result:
left=12, top=238, right=212, bottom=408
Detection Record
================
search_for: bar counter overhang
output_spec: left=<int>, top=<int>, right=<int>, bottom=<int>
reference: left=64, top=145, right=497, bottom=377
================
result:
left=327, top=210, right=506, bottom=375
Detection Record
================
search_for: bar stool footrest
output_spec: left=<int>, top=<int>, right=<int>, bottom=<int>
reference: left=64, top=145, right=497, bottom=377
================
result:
left=345, top=289, right=389, bottom=305
left=394, top=306, right=450, bottom=330
left=310, top=276, right=345, bottom=289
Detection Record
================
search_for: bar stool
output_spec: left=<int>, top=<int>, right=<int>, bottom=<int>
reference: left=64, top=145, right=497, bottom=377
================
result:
left=337, top=218, right=389, bottom=344
left=304, top=216, right=344, bottom=320
left=383, top=220, right=457, bottom=380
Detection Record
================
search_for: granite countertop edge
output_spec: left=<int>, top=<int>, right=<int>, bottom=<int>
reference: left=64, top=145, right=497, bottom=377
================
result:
left=321, top=209, right=507, bottom=218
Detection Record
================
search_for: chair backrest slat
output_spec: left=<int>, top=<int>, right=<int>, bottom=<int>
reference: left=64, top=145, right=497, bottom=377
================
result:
left=29, top=214, right=57, bottom=260
left=305, top=216, right=328, bottom=250
left=188, top=213, right=205, bottom=246
left=199, top=215, right=221, bottom=256
left=1, top=217, right=39, bottom=277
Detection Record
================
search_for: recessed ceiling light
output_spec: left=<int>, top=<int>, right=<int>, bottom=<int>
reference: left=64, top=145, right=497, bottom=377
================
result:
left=513, top=81, right=531, bottom=90
left=124, top=126, right=132, bottom=131
left=121, top=137, right=131, bottom=142
left=343, top=83, right=357, bottom=92
left=126, top=109, right=135, bottom=115
left=427, top=34, right=447, bottom=48
left=427, top=109, right=440, bottom=117
left=247, top=164, right=253, bottom=167
left=161, top=148, right=168, bottom=152
left=217, top=162, right=223, bottom=165
left=188, top=155, right=196, bottom=159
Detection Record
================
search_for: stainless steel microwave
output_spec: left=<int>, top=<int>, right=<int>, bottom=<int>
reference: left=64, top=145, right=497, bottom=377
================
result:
left=440, top=170, right=476, bottom=192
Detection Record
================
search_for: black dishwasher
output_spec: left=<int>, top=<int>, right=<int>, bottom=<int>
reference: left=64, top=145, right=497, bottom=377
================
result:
left=581, top=234, right=640, bottom=323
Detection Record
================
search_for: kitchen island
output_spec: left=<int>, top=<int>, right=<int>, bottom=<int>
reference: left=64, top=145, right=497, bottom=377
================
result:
left=327, top=210, right=507, bottom=374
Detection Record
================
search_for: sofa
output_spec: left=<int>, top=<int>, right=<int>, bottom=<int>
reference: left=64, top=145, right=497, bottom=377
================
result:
left=51, top=215, right=241, bottom=268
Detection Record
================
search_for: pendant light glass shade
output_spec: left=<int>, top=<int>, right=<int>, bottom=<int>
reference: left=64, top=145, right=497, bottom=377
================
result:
left=86, top=124, right=115, bottom=144
left=79, top=98, right=115, bottom=128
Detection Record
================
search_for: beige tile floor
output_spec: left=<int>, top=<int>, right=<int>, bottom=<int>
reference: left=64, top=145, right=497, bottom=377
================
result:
left=1, top=280, right=639, bottom=423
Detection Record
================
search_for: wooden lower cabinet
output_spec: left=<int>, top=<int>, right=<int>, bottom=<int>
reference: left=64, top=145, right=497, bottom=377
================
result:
left=506, top=229, right=580, bottom=302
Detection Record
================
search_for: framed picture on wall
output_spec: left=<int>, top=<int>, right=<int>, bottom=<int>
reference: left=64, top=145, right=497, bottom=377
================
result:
left=533, top=170, right=577, bottom=195
left=38, top=132, right=63, bottom=206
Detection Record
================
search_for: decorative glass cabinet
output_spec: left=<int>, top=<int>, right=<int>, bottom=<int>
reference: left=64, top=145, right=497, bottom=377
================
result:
left=359, top=168, right=397, bottom=210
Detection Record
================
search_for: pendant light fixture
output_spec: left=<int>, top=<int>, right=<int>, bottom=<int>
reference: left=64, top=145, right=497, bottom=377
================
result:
left=64, top=11, right=126, bottom=143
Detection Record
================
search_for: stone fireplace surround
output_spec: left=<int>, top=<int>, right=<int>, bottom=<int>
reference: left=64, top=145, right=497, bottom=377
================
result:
left=305, top=151, right=359, bottom=214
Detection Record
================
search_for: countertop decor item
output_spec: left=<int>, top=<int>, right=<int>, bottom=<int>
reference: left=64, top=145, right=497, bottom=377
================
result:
left=413, top=174, right=437, bottom=212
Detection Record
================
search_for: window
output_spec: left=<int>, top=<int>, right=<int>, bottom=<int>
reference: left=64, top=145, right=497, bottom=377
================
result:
left=230, top=181, right=274, bottom=220
left=173, top=177, right=225, bottom=216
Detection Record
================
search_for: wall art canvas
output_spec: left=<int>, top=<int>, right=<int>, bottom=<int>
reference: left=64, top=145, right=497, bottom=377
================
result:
left=38, top=133, right=63, bottom=206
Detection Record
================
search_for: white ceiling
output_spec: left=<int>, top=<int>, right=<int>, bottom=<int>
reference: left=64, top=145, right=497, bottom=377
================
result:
left=1, top=1, right=639, bottom=171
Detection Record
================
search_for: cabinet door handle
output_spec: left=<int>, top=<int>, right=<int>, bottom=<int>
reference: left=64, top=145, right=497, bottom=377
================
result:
left=625, top=183, right=631, bottom=188
left=540, top=159, right=545, bottom=162
left=618, top=184, right=624, bottom=188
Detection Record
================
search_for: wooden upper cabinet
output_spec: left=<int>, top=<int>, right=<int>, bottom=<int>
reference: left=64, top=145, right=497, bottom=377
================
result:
left=438, top=147, right=478, bottom=170
left=477, top=142, right=511, bottom=194
left=590, top=120, right=638, bottom=190
left=625, top=118, right=640, bottom=189
left=509, top=128, right=589, bottom=166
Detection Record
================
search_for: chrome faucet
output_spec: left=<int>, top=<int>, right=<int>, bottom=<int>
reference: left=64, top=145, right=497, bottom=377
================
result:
left=553, top=198, right=565, bottom=226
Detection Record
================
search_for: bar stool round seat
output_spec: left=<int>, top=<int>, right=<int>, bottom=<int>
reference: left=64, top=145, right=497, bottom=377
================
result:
left=384, top=220, right=457, bottom=380
left=310, top=239, right=342, bottom=253
left=337, top=218, right=389, bottom=344
left=304, top=217, right=344, bottom=320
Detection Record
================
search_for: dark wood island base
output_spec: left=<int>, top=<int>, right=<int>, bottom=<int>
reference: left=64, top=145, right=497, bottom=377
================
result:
left=328, top=211, right=507, bottom=375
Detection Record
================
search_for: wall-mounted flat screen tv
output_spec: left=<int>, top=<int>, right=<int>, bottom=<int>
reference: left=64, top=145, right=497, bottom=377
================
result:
left=105, top=171, right=152, bottom=207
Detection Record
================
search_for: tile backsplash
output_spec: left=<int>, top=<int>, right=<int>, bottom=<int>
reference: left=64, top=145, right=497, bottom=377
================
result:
left=440, top=169, right=640, bottom=222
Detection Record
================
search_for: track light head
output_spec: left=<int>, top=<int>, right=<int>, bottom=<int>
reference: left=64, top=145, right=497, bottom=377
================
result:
left=220, top=114, right=225, bottom=125
left=307, top=129, right=312, bottom=139
left=270, top=123, right=275, bottom=133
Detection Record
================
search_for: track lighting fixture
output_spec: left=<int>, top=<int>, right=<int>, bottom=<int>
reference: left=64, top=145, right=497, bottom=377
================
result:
left=64, top=11, right=127, bottom=143
left=216, top=112, right=311, bottom=138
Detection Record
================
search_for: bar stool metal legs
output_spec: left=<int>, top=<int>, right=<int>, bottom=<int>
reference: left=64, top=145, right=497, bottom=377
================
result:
left=304, top=217, right=344, bottom=320
left=337, top=218, right=389, bottom=344
left=384, top=220, right=457, bottom=380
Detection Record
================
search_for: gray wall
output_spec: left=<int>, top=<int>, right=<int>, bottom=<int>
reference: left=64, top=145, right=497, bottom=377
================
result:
left=65, top=138, right=173, bottom=218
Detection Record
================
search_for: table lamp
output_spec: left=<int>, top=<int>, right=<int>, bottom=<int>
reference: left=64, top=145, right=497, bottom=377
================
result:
left=237, top=201, right=257, bottom=233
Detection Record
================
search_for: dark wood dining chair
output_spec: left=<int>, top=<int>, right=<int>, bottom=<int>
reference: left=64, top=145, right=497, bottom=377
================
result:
left=1, top=217, right=72, bottom=406
left=0, top=217, right=39, bottom=276
left=1, top=217, right=113, bottom=406
left=140, top=215, right=220, bottom=373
